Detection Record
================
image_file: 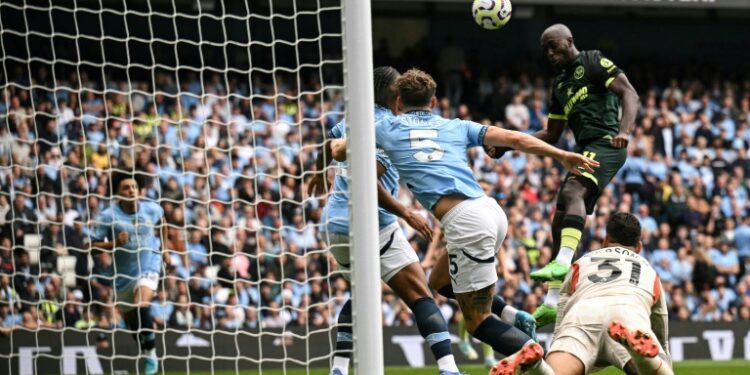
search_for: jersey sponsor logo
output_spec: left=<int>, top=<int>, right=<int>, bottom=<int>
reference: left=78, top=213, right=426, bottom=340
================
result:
left=574, top=65, right=585, bottom=80
left=563, top=86, right=589, bottom=115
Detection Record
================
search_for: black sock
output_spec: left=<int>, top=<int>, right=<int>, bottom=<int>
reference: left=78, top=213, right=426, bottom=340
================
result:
left=437, top=285, right=456, bottom=299
left=492, top=295, right=508, bottom=318
left=335, top=299, right=353, bottom=358
left=472, top=315, right=530, bottom=356
left=138, top=307, right=156, bottom=351
left=411, top=297, right=452, bottom=360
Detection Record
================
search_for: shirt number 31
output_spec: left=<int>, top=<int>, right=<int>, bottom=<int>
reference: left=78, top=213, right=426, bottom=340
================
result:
left=410, top=130, right=444, bottom=161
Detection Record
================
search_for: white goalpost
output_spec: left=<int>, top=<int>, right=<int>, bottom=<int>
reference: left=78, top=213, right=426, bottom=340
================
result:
left=0, top=0, right=381, bottom=373
left=341, top=0, right=383, bottom=374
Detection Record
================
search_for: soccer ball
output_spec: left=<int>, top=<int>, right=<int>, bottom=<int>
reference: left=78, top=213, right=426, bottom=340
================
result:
left=472, top=0, right=512, bottom=30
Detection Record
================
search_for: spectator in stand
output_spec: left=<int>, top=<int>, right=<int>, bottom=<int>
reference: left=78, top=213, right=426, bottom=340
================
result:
left=2, top=59, right=750, bottom=333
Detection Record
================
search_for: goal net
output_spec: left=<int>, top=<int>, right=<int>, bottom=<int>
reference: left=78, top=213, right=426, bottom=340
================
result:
left=0, top=0, right=378, bottom=373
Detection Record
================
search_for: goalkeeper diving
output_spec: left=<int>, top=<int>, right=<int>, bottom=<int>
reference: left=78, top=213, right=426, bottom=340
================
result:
left=491, top=212, right=672, bottom=375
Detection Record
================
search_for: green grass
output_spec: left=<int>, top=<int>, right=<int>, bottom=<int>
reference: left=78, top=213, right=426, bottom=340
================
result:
left=168, top=360, right=750, bottom=374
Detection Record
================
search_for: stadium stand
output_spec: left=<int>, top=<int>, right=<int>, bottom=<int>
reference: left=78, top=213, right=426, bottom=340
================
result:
left=1, top=55, right=749, bottom=336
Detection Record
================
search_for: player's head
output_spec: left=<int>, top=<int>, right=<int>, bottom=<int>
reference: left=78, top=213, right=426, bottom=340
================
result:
left=111, top=171, right=140, bottom=201
left=395, top=68, right=437, bottom=111
left=604, top=212, right=643, bottom=253
left=373, top=66, right=401, bottom=113
left=540, top=23, right=577, bottom=69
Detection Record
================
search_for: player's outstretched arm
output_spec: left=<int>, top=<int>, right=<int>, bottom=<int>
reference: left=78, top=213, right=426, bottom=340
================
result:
left=484, top=126, right=599, bottom=175
left=608, top=74, right=639, bottom=149
left=485, top=119, right=566, bottom=158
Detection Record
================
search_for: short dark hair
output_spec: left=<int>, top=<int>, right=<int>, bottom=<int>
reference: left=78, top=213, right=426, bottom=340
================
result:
left=110, top=170, right=143, bottom=195
left=395, top=68, right=436, bottom=107
left=606, top=212, right=641, bottom=247
left=373, top=66, right=400, bottom=107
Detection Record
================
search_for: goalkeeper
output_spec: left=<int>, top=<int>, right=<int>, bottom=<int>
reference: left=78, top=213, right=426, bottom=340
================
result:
left=89, top=172, right=168, bottom=375
left=491, top=212, right=671, bottom=375
left=309, top=66, right=462, bottom=375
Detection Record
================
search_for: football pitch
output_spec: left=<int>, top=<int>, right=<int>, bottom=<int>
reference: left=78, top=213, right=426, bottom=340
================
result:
left=171, top=360, right=749, bottom=374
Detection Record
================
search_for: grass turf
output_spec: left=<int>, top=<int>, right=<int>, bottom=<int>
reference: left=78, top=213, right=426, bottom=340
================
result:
left=168, top=360, right=749, bottom=374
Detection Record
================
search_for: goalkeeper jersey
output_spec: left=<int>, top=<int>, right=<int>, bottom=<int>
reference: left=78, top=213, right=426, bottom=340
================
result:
left=559, top=246, right=669, bottom=349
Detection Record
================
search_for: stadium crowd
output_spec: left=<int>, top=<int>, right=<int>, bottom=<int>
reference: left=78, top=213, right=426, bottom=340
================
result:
left=0, top=57, right=749, bottom=336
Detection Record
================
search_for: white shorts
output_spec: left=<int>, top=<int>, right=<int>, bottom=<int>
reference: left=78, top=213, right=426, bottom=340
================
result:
left=550, top=298, right=658, bottom=373
left=115, top=272, right=159, bottom=312
left=440, top=196, right=507, bottom=294
left=327, top=222, right=419, bottom=282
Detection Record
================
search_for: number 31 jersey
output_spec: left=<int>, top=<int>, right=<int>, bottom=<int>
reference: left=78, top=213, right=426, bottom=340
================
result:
left=561, top=246, right=664, bottom=311
left=374, top=110, right=487, bottom=211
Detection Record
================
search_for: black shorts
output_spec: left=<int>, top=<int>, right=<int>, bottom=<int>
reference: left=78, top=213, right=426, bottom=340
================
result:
left=556, top=138, right=627, bottom=215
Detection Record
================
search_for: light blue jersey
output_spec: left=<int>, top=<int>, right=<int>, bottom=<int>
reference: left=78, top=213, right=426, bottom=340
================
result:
left=321, top=105, right=399, bottom=235
left=92, top=201, right=164, bottom=291
left=375, top=110, right=487, bottom=210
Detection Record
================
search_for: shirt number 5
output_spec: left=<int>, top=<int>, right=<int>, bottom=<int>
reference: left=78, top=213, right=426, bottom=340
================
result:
left=410, top=130, right=444, bottom=162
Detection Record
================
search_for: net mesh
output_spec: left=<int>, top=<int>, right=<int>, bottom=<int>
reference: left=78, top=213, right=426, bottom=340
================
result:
left=0, top=0, right=348, bottom=373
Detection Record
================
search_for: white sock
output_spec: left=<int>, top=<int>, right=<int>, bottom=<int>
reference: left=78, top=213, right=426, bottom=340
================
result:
left=142, top=348, right=156, bottom=358
left=437, top=354, right=459, bottom=373
left=544, top=281, right=563, bottom=307
left=501, top=305, right=518, bottom=324
left=556, top=246, right=575, bottom=267
left=527, top=359, right=555, bottom=375
left=332, top=356, right=350, bottom=374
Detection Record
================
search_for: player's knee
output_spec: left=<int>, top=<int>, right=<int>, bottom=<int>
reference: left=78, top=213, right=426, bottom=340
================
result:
left=561, top=180, right=586, bottom=202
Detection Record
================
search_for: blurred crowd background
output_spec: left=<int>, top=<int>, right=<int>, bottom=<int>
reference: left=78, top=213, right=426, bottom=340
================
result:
left=1, top=37, right=750, bottom=338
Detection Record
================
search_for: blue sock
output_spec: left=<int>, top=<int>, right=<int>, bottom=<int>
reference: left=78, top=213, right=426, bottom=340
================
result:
left=472, top=315, right=530, bottom=356
left=411, top=297, right=452, bottom=361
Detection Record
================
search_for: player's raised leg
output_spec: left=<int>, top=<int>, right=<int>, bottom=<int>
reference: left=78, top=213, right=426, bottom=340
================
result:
left=609, top=321, right=674, bottom=375
left=531, top=179, right=586, bottom=282
left=531, top=178, right=588, bottom=327
left=430, top=249, right=537, bottom=341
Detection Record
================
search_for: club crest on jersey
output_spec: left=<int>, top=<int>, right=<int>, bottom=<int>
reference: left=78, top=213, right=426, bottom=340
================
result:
left=574, top=66, right=585, bottom=80
left=600, top=58, right=614, bottom=69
